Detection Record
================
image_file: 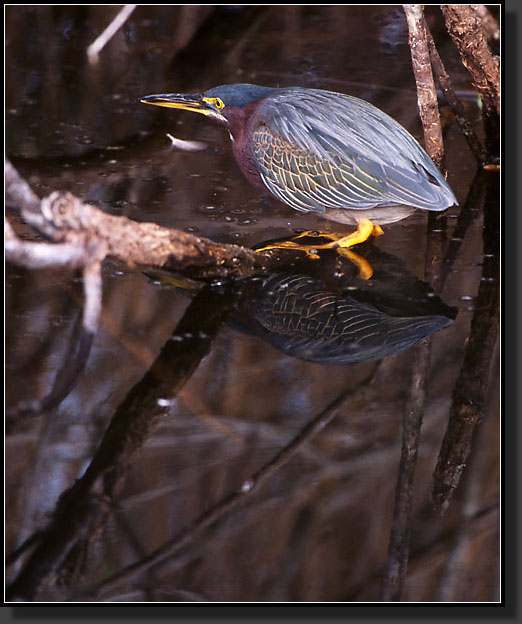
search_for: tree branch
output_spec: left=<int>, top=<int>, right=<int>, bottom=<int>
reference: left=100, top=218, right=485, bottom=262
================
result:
left=425, top=29, right=490, bottom=165
left=6, top=159, right=271, bottom=280
left=441, top=5, right=500, bottom=155
left=6, top=280, right=245, bottom=601
left=78, top=367, right=378, bottom=600
left=403, top=5, right=444, bottom=168
left=5, top=159, right=274, bottom=425
left=379, top=6, right=447, bottom=601
left=431, top=172, right=500, bottom=513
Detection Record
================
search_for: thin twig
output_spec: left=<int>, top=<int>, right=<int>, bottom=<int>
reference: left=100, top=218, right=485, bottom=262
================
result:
left=6, top=216, right=106, bottom=425
left=425, top=29, right=490, bottom=165
left=438, top=165, right=488, bottom=292
left=87, top=5, right=137, bottom=64
left=5, top=530, right=45, bottom=568
left=5, top=219, right=90, bottom=269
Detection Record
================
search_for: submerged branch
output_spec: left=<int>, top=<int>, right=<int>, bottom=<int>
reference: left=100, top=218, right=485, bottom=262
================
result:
left=6, top=281, right=244, bottom=601
left=79, top=367, right=378, bottom=600
left=5, top=159, right=272, bottom=425
left=379, top=340, right=432, bottom=601
left=432, top=173, right=500, bottom=513
left=380, top=6, right=447, bottom=601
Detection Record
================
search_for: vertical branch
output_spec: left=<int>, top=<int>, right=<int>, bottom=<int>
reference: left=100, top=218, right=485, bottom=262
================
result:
left=380, top=5, right=446, bottom=601
left=379, top=343, right=432, bottom=601
left=425, top=29, right=490, bottom=165
left=441, top=5, right=500, bottom=156
left=404, top=5, right=444, bottom=168
left=431, top=172, right=500, bottom=513
left=471, top=5, right=500, bottom=43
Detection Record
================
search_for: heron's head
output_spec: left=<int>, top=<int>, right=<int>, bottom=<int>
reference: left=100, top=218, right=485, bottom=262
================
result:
left=140, top=83, right=276, bottom=126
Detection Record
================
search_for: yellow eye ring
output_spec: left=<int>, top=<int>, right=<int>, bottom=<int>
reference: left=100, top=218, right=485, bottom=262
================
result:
left=203, top=96, right=225, bottom=111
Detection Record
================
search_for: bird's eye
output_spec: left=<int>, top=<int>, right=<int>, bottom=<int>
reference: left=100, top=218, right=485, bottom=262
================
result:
left=203, top=96, right=225, bottom=111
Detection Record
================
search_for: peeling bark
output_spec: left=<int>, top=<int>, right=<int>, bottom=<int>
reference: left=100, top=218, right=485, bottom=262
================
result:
left=441, top=5, right=500, bottom=155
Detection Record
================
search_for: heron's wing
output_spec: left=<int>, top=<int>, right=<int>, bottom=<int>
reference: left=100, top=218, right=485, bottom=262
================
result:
left=252, top=126, right=391, bottom=213
left=252, top=88, right=456, bottom=213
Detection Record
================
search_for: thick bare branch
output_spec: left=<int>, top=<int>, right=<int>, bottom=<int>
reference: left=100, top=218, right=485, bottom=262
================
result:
left=6, top=159, right=271, bottom=280
left=471, top=5, right=500, bottom=42
left=441, top=5, right=499, bottom=115
left=441, top=5, right=499, bottom=154
left=5, top=159, right=274, bottom=426
left=403, top=5, right=444, bottom=168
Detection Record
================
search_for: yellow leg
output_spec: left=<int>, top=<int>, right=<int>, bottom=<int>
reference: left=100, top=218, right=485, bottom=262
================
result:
left=329, top=218, right=375, bottom=249
left=254, top=219, right=382, bottom=278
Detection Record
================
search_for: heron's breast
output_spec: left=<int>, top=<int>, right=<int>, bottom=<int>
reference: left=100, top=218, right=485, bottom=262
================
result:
left=230, top=128, right=267, bottom=191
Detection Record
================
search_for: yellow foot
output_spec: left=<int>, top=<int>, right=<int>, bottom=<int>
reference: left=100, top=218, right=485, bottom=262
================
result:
left=254, top=219, right=382, bottom=277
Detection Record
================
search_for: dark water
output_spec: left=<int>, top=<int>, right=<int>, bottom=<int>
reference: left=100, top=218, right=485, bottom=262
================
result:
left=5, top=6, right=499, bottom=602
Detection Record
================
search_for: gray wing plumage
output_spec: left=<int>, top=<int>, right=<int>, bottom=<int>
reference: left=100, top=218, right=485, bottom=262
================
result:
left=251, top=87, right=456, bottom=215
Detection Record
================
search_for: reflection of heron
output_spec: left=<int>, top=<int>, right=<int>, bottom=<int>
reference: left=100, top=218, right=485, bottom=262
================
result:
left=141, top=83, right=456, bottom=256
left=147, top=238, right=456, bottom=366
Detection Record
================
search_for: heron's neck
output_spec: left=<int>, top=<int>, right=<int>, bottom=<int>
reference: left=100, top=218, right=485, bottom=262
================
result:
left=226, top=107, right=266, bottom=190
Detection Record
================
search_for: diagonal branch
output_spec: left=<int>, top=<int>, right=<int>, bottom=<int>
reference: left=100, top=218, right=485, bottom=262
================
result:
left=6, top=280, right=245, bottom=601
left=5, top=159, right=275, bottom=425
left=77, top=367, right=379, bottom=600
left=425, top=29, right=490, bottom=165
left=6, top=159, right=271, bottom=280
left=431, top=173, right=500, bottom=513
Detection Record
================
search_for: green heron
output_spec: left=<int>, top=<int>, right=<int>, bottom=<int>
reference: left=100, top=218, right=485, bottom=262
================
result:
left=141, top=83, right=457, bottom=254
